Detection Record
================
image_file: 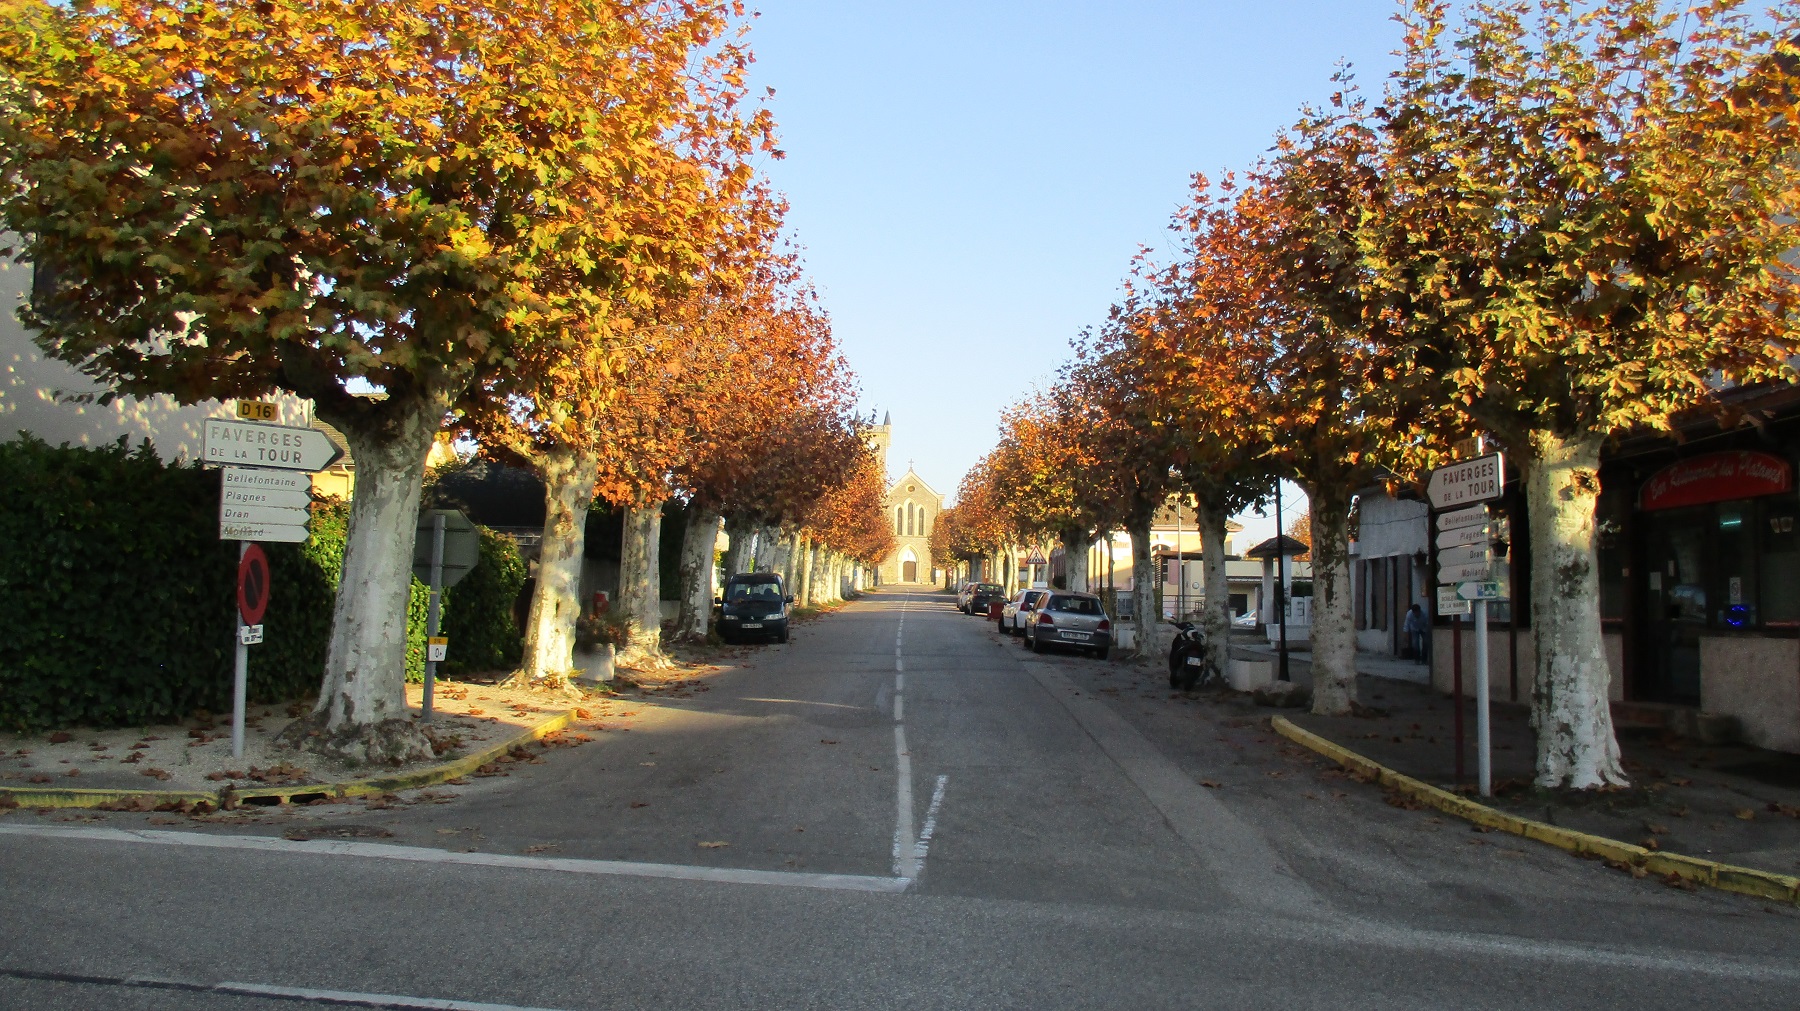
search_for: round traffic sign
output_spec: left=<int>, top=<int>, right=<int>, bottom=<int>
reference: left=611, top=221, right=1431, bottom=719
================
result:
left=238, top=544, right=271, bottom=625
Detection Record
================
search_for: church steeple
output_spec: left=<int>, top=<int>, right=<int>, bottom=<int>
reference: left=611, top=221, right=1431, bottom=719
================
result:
left=865, top=410, right=893, bottom=472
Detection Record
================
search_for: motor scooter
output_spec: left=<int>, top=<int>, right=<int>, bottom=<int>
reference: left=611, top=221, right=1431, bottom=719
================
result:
left=1167, top=622, right=1216, bottom=690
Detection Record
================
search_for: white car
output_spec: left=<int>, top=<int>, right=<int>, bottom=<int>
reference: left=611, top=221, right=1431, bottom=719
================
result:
left=1231, top=609, right=1258, bottom=629
left=1000, top=588, right=1050, bottom=636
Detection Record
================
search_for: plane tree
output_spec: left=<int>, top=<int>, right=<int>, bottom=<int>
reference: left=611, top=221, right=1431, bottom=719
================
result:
left=1371, top=0, right=1800, bottom=786
left=0, top=0, right=769, bottom=761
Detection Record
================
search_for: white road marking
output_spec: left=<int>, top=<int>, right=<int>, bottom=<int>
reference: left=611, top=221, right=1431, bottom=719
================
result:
left=892, top=723, right=916, bottom=879
left=0, top=825, right=909, bottom=894
left=910, top=774, right=949, bottom=869
left=0, top=967, right=571, bottom=1010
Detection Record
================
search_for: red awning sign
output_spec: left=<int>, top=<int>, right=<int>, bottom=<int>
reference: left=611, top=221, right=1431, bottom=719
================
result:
left=1638, top=451, right=1793, bottom=511
left=237, top=544, right=271, bottom=626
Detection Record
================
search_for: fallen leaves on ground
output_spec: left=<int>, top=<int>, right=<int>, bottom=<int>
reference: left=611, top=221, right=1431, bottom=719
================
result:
left=698, top=841, right=730, bottom=849
left=1200, top=780, right=1222, bottom=789
left=140, top=768, right=172, bottom=781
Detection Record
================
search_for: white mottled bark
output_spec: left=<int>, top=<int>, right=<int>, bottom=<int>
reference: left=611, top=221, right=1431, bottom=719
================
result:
left=723, top=516, right=754, bottom=576
left=1128, top=521, right=1163, bottom=662
left=519, top=448, right=597, bottom=684
left=1528, top=431, right=1629, bottom=789
left=283, top=395, right=442, bottom=764
left=1196, top=498, right=1231, bottom=685
left=1062, top=528, right=1090, bottom=593
left=674, top=507, right=721, bottom=642
left=616, top=500, right=667, bottom=668
left=1307, top=483, right=1357, bottom=716
left=798, top=536, right=816, bottom=605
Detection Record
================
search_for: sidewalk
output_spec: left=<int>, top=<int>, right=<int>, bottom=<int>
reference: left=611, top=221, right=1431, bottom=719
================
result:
left=1282, top=673, right=1800, bottom=880
left=1231, top=636, right=1430, bottom=686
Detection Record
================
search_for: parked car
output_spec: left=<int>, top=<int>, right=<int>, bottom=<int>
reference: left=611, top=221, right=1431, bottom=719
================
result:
left=964, top=583, right=1005, bottom=615
left=1000, top=588, right=1049, bottom=636
left=715, top=573, right=793, bottom=644
left=1231, top=609, right=1258, bottom=629
left=1025, top=591, right=1112, bottom=658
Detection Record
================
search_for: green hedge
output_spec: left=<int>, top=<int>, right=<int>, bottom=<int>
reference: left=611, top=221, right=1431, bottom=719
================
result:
left=0, top=437, right=522, bottom=730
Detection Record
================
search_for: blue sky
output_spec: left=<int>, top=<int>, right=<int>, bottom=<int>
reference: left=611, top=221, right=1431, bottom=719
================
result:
left=744, top=1, right=1410, bottom=542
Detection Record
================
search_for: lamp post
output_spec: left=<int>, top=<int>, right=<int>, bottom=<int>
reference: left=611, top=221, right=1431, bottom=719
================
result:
left=1275, top=483, right=1290, bottom=682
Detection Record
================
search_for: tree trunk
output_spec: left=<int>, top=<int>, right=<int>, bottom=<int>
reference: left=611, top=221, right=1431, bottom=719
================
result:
left=754, top=525, right=779, bottom=573
left=517, top=447, right=598, bottom=686
left=1528, top=431, right=1628, bottom=789
left=723, top=516, right=754, bottom=576
left=1307, top=481, right=1357, bottom=716
left=1061, top=527, right=1089, bottom=593
left=1128, top=521, right=1163, bottom=662
left=674, top=507, right=722, bottom=642
left=616, top=500, right=668, bottom=668
left=1196, top=497, right=1231, bottom=686
left=278, top=394, right=443, bottom=765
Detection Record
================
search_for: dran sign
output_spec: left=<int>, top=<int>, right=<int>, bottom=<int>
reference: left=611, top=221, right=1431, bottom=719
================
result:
left=1638, top=451, right=1793, bottom=511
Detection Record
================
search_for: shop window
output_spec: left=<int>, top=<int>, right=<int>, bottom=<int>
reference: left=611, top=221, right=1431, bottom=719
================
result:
left=1762, top=502, right=1800, bottom=626
left=1714, top=501, right=1757, bottom=628
left=1596, top=489, right=1628, bottom=621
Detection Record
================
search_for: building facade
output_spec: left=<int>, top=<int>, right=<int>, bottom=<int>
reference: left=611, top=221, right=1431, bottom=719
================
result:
left=866, top=414, right=944, bottom=585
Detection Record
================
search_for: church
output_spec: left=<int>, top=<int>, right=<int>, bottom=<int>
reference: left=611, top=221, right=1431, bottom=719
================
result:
left=866, top=413, right=943, bottom=585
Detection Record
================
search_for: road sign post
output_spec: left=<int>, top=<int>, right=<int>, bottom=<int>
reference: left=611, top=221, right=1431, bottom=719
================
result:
left=1428, top=453, right=1507, bottom=798
left=233, top=543, right=271, bottom=759
left=412, top=509, right=477, bottom=722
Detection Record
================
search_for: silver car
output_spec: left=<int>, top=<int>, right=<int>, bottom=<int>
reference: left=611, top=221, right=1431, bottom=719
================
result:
left=1000, top=588, right=1049, bottom=636
left=1025, top=591, right=1112, bottom=658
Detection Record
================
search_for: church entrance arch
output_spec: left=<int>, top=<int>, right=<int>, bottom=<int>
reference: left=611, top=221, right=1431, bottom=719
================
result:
left=901, top=546, right=919, bottom=583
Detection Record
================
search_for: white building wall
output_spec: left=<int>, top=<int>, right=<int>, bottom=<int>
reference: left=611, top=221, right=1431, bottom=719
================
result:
left=1, top=256, right=310, bottom=460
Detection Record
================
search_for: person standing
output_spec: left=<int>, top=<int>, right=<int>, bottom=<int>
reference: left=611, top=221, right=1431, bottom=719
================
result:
left=1403, top=603, right=1428, bottom=665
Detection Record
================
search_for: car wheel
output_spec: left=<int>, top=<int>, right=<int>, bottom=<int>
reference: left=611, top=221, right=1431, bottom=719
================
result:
left=778, top=627, right=790, bottom=644
left=720, top=631, right=735, bottom=646
left=1031, top=632, right=1047, bottom=654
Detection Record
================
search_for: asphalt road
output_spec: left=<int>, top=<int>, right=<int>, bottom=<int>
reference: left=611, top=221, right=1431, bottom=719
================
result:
left=2, top=587, right=1797, bottom=1010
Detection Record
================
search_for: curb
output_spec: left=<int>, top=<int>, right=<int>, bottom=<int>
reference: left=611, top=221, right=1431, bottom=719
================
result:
left=0, top=710, right=577, bottom=812
left=1270, top=716, right=1800, bottom=906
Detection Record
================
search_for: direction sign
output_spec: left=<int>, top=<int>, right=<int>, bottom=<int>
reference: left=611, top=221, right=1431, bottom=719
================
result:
left=238, top=544, right=271, bottom=625
left=1427, top=453, right=1505, bottom=511
left=1436, top=585, right=1472, bottom=615
left=222, top=467, right=311, bottom=494
left=1436, top=502, right=1494, bottom=532
left=1439, top=560, right=1494, bottom=584
left=220, top=521, right=311, bottom=544
left=236, top=401, right=279, bottom=421
left=203, top=418, right=343, bottom=472
left=221, top=503, right=311, bottom=527
left=223, top=486, right=312, bottom=510
left=1457, top=580, right=1510, bottom=601
left=1437, top=544, right=1493, bottom=568
left=412, top=509, right=481, bottom=588
left=1436, top=525, right=1492, bottom=550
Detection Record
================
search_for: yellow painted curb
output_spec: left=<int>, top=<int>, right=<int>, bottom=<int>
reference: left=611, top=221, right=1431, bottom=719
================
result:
left=0, top=711, right=577, bottom=812
left=1271, top=715, right=1800, bottom=906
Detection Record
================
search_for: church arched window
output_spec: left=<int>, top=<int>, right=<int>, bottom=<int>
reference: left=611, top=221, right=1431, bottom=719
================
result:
left=895, top=507, right=903, bottom=536
left=905, top=502, right=914, bottom=536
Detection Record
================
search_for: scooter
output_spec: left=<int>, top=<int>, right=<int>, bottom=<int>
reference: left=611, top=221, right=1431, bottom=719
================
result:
left=1167, top=622, right=1215, bottom=690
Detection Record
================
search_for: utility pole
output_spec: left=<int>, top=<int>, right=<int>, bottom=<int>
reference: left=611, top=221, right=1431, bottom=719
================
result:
left=1275, top=484, right=1290, bottom=682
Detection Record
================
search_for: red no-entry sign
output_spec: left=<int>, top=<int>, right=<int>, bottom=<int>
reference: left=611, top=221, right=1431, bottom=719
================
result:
left=237, top=543, right=271, bottom=625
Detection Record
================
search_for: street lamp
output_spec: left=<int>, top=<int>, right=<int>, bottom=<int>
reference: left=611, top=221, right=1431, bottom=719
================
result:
left=1274, top=483, right=1290, bottom=683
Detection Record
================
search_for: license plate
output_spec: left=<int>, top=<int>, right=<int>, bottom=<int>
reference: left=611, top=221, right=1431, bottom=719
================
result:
left=742, top=622, right=762, bottom=629
left=1185, top=655, right=1203, bottom=666
left=1064, top=631, right=1091, bottom=641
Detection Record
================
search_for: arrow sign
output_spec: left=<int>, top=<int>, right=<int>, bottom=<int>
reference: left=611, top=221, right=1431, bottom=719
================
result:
left=1457, top=580, right=1509, bottom=601
left=222, top=467, right=311, bottom=493
left=1427, top=453, right=1505, bottom=510
left=1436, top=502, right=1493, bottom=532
left=1436, top=525, right=1492, bottom=550
left=1437, top=544, right=1493, bottom=568
left=223, top=486, right=312, bottom=509
left=220, top=520, right=310, bottom=543
left=221, top=503, right=310, bottom=526
left=1439, top=560, right=1493, bottom=584
left=204, top=419, right=343, bottom=472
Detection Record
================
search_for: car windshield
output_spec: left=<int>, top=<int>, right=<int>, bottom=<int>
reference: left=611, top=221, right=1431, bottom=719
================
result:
left=976, top=584, right=1002, bottom=592
left=726, top=581, right=782, bottom=603
left=1050, top=595, right=1102, bottom=615
left=1022, top=591, right=1045, bottom=605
